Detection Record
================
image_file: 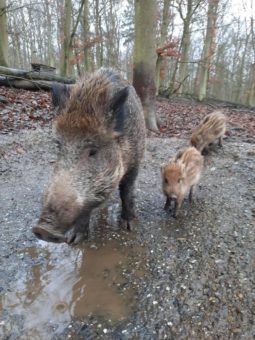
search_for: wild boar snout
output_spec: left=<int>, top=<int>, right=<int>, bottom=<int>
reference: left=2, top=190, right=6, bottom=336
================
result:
left=33, top=171, right=84, bottom=242
left=32, top=224, right=67, bottom=243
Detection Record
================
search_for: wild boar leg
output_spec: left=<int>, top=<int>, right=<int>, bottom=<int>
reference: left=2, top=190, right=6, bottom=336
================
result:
left=173, top=198, right=183, bottom=218
left=172, top=199, right=178, bottom=218
left=164, top=196, right=171, bottom=211
left=218, top=136, right=223, bottom=147
left=119, top=167, right=138, bottom=230
left=66, top=210, right=91, bottom=244
left=189, top=186, right=194, bottom=203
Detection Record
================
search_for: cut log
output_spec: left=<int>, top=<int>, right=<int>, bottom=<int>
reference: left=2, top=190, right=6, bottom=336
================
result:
left=0, top=66, right=75, bottom=84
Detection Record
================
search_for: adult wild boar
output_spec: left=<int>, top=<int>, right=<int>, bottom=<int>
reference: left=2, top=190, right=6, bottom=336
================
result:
left=33, top=68, right=146, bottom=244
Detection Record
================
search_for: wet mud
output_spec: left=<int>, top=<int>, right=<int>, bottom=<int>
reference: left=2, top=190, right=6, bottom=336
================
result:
left=0, top=127, right=255, bottom=339
left=1, top=230, right=144, bottom=338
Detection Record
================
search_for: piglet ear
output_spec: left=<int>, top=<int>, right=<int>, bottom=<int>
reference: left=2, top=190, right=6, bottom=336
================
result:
left=110, top=87, right=129, bottom=134
left=51, top=83, right=72, bottom=111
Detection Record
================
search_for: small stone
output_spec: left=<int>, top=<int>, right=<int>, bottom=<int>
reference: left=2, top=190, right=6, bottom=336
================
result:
left=232, top=328, right=241, bottom=334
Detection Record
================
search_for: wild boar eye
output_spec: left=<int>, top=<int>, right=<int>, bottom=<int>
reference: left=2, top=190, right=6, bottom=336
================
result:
left=178, top=178, right=182, bottom=183
left=89, top=148, right=97, bottom=157
left=164, top=178, right=168, bottom=184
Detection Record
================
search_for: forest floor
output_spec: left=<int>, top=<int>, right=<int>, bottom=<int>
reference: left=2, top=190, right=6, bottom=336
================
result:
left=0, top=87, right=255, bottom=339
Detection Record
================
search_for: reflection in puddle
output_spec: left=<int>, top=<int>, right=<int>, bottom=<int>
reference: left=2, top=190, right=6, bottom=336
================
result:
left=1, top=229, right=146, bottom=337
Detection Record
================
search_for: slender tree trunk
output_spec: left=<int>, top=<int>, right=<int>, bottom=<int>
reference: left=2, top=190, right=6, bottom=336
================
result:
left=0, top=0, right=8, bottom=66
left=133, top=0, right=158, bottom=131
left=247, top=17, right=255, bottom=106
left=176, top=16, right=191, bottom=94
left=60, top=0, right=72, bottom=76
left=235, top=33, right=250, bottom=103
left=196, top=0, right=219, bottom=101
left=247, top=63, right=255, bottom=107
left=95, top=0, right=102, bottom=68
left=155, top=0, right=171, bottom=95
left=45, top=0, right=54, bottom=66
left=20, top=9, right=29, bottom=68
left=83, top=0, right=91, bottom=71
left=212, top=43, right=224, bottom=99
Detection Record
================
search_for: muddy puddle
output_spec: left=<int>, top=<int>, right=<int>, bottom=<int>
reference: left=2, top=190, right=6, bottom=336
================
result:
left=0, top=223, right=146, bottom=338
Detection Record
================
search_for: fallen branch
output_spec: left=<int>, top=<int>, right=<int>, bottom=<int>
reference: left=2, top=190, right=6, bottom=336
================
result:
left=172, top=74, right=190, bottom=94
left=0, top=66, right=75, bottom=84
left=0, top=78, right=56, bottom=91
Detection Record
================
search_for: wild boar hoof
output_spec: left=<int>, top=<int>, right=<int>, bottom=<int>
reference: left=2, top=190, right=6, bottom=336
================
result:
left=120, top=218, right=135, bottom=231
left=164, top=204, right=170, bottom=211
left=172, top=212, right=178, bottom=219
left=66, top=230, right=88, bottom=245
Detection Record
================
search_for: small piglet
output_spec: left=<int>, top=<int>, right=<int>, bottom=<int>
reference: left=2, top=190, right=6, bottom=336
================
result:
left=161, top=146, right=203, bottom=217
left=190, top=110, right=226, bottom=152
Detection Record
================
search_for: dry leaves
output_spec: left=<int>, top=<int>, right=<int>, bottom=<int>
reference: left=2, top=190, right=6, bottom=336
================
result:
left=0, top=87, right=254, bottom=139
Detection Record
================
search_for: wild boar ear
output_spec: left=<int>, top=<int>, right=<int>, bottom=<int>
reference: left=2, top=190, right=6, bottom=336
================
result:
left=51, top=83, right=72, bottom=111
left=110, top=87, right=129, bottom=134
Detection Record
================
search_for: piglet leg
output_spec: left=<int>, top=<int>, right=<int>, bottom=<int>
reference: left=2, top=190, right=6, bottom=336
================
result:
left=164, top=196, right=171, bottom=211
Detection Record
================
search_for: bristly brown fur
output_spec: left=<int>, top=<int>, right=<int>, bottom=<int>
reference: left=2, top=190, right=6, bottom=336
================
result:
left=34, top=68, right=146, bottom=244
left=190, top=110, right=226, bottom=152
left=55, top=69, right=128, bottom=136
left=161, top=146, right=203, bottom=215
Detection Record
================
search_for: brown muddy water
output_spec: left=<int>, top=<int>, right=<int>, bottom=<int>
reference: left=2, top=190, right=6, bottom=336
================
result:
left=0, top=224, right=146, bottom=338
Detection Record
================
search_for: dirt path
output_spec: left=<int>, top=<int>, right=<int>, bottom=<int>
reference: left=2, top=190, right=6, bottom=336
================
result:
left=0, top=125, right=254, bottom=339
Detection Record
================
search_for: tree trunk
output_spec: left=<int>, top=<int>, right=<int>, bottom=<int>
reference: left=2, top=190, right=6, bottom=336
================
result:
left=95, top=0, right=102, bottom=68
left=247, top=64, right=255, bottom=107
left=176, top=0, right=193, bottom=95
left=133, top=0, right=158, bottom=131
left=60, top=0, right=72, bottom=76
left=155, top=0, right=172, bottom=95
left=45, top=0, right=54, bottom=67
left=176, top=19, right=191, bottom=94
left=0, top=0, right=8, bottom=67
left=83, top=0, right=91, bottom=71
left=196, top=0, right=219, bottom=101
left=235, top=33, right=250, bottom=103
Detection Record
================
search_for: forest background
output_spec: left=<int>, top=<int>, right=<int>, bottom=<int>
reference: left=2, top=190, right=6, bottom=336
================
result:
left=0, top=0, right=254, bottom=113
